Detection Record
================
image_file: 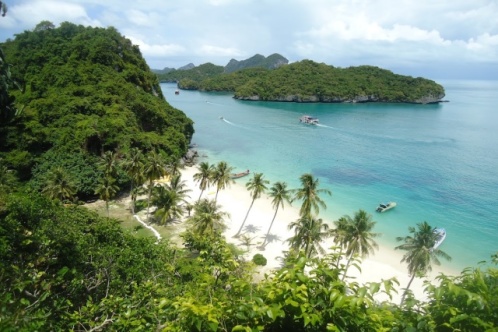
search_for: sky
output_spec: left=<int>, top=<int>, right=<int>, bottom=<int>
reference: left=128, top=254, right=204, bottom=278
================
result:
left=1, top=0, right=498, bottom=80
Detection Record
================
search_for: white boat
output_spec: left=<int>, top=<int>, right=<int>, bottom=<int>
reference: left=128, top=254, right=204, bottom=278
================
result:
left=433, top=228, right=446, bottom=249
left=376, top=201, right=396, bottom=212
left=299, top=115, right=319, bottom=125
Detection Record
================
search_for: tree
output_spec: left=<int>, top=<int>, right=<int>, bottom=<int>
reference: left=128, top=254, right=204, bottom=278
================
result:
left=188, top=199, right=229, bottom=236
left=234, top=172, right=269, bottom=237
left=334, top=209, right=380, bottom=280
left=211, top=161, right=234, bottom=203
left=152, top=186, right=185, bottom=225
left=94, top=175, right=119, bottom=217
left=293, top=173, right=331, bottom=218
left=122, top=148, right=145, bottom=214
left=395, top=221, right=452, bottom=305
left=193, top=162, right=213, bottom=202
left=260, top=181, right=292, bottom=248
left=42, top=167, right=77, bottom=202
left=143, top=151, right=167, bottom=222
left=287, top=215, right=330, bottom=259
left=97, top=150, right=119, bottom=178
left=151, top=173, right=191, bottom=225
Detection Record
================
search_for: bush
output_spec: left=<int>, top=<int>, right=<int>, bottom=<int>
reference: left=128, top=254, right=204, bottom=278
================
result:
left=252, top=253, right=267, bottom=266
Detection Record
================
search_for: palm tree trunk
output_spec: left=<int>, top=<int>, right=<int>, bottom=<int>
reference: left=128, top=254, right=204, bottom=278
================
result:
left=146, top=181, right=153, bottom=223
left=215, top=188, right=220, bottom=203
left=341, top=252, right=354, bottom=281
left=198, top=189, right=204, bottom=203
left=261, top=207, right=279, bottom=247
left=235, top=198, right=255, bottom=237
left=400, top=273, right=416, bottom=306
left=130, top=181, right=135, bottom=214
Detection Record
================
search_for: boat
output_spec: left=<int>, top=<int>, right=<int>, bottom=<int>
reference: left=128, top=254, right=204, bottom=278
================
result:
left=433, top=228, right=446, bottom=249
left=299, top=115, right=319, bottom=125
left=376, top=201, right=396, bottom=212
left=230, top=170, right=250, bottom=179
left=175, top=90, right=180, bottom=95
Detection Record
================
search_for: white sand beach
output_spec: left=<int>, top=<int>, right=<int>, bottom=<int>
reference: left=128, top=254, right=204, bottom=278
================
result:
left=177, top=165, right=458, bottom=304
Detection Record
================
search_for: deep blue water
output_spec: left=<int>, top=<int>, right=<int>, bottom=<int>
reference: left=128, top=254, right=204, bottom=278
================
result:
left=163, top=80, right=498, bottom=271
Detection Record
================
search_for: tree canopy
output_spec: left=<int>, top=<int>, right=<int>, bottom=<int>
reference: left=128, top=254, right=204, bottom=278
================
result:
left=0, top=21, right=194, bottom=199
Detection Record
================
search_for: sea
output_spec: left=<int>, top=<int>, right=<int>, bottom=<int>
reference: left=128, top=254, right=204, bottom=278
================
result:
left=162, top=80, right=498, bottom=272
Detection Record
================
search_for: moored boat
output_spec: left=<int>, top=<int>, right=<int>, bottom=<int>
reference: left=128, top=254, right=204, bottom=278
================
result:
left=299, top=115, right=319, bottom=125
left=376, top=201, right=396, bottom=212
left=433, top=228, right=446, bottom=249
left=230, top=170, right=250, bottom=179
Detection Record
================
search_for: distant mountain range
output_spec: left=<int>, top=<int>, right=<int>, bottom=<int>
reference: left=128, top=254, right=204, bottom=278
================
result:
left=154, top=53, right=288, bottom=82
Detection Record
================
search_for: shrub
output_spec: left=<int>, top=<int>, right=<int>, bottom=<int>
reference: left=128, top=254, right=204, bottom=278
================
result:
left=252, top=253, right=267, bottom=266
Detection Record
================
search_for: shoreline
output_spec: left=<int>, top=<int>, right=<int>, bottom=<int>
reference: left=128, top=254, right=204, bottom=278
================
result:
left=179, top=165, right=459, bottom=303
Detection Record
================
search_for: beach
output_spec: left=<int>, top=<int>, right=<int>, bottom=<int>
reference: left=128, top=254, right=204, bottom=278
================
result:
left=178, top=165, right=458, bottom=304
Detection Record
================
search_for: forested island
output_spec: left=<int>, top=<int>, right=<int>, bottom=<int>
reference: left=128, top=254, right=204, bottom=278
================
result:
left=1, top=20, right=496, bottom=331
left=160, top=56, right=445, bottom=104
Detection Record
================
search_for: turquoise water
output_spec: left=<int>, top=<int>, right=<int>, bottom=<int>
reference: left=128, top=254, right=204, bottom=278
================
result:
left=163, top=80, right=498, bottom=271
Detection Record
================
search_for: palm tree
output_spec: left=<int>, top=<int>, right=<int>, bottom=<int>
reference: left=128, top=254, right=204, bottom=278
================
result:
left=168, top=158, right=183, bottom=177
left=287, top=215, right=330, bottom=259
left=188, top=199, right=229, bottom=236
left=234, top=173, right=269, bottom=237
left=395, top=221, right=452, bottom=305
left=193, top=162, right=213, bottom=202
left=98, top=150, right=119, bottom=178
left=42, top=167, right=77, bottom=202
left=333, top=209, right=380, bottom=280
left=211, top=161, right=234, bottom=203
left=144, top=151, right=167, bottom=222
left=95, top=175, right=119, bottom=217
left=123, top=148, right=145, bottom=214
left=151, top=185, right=185, bottom=225
left=293, top=173, right=331, bottom=218
left=260, top=181, right=292, bottom=248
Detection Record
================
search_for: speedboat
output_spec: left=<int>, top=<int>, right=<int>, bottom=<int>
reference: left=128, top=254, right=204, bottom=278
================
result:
left=299, top=115, right=319, bottom=125
left=376, top=202, right=396, bottom=212
left=433, top=228, right=446, bottom=249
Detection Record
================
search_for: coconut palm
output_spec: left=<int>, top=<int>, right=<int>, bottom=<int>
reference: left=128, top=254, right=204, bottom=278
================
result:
left=168, top=158, right=183, bottom=177
left=211, top=161, right=234, bottom=203
left=152, top=185, right=186, bottom=225
left=167, top=173, right=191, bottom=197
left=188, top=199, right=229, bottom=236
left=287, top=215, right=330, bottom=259
left=293, top=173, right=331, bottom=218
left=98, top=150, right=119, bottom=178
left=395, top=221, right=452, bottom=305
left=42, top=167, right=77, bottom=202
left=193, top=162, right=213, bottom=202
left=123, top=148, right=145, bottom=214
left=234, top=172, right=269, bottom=237
left=144, top=151, right=167, bottom=221
left=334, top=209, right=380, bottom=280
left=260, top=181, right=292, bottom=248
left=95, top=175, right=119, bottom=217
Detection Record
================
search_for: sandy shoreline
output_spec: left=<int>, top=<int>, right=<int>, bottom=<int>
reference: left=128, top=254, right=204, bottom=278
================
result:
left=177, top=165, right=458, bottom=303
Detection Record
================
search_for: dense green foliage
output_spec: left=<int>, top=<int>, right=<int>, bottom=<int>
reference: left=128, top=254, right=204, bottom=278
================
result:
left=158, top=62, right=224, bottom=85
left=224, top=53, right=288, bottom=73
left=178, top=59, right=445, bottom=103
left=0, top=22, right=193, bottom=199
left=1, top=191, right=496, bottom=331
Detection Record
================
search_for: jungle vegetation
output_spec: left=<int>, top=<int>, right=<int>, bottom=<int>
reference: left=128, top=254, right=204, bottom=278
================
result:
left=1, top=19, right=496, bottom=331
left=0, top=21, right=193, bottom=200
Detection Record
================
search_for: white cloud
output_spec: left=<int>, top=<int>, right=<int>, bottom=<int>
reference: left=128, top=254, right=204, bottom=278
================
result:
left=1, top=0, right=497, bottom=78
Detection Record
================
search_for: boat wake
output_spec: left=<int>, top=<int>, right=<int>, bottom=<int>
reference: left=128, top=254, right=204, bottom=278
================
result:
left=316, top=124, right=335, bottom=129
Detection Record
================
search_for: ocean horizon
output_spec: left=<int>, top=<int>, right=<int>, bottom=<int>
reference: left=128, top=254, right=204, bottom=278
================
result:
left=163, top=79, right=498, bottom=272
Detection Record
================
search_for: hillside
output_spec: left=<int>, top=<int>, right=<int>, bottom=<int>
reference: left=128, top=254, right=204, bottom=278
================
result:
left=156, top=53, right=288, bottom=84
left=199, top=60, right=445, bottom=104
left=0, top=21, right=194, bottom=199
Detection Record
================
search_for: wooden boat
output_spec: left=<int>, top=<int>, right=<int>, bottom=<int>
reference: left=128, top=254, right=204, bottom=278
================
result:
left=376, top=201, right=396, bottom=212
left=230, top=170, right=250, bottom=179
